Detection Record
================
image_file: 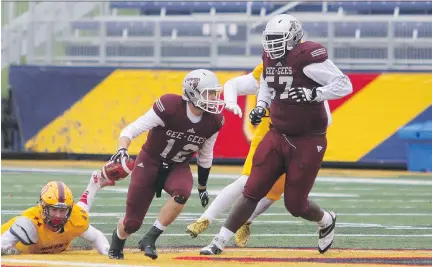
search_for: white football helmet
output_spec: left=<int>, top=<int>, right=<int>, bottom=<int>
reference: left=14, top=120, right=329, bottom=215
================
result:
left=262, top=14, right=304, bottom=59
left=182, top=69, right=225, bottom=114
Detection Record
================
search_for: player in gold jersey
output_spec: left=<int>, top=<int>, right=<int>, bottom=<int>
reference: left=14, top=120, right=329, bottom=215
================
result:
left=187, top=63, right=332, bottom=247
left=1, top=172, right=113, bottom=255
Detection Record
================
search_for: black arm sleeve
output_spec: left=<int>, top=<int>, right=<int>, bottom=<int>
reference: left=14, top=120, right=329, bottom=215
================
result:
left=197, top=165, right=211, bottom=187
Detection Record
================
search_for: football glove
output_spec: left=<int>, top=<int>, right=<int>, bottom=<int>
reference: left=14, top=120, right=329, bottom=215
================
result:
left=110, top=148, right=130, bottom=163
left=1, top=245, right=19, bottom=256
left=249, top=106, right=266, bottom=125
left=225, top=101, right=243, bottom=118
left=288, top=87, right=317, bottom=103
left=198, top=188, right=209, bottom=208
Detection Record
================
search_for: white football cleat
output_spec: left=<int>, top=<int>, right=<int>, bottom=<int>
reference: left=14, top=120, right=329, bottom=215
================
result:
left=91, top=170, right=115, bottom=189
left=318, top=211, right=336, bottom=254
left=200, top=235, right=226, bottom=255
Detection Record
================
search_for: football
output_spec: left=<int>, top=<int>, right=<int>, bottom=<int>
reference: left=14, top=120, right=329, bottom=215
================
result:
left=101, top=157, right=135, bottom=181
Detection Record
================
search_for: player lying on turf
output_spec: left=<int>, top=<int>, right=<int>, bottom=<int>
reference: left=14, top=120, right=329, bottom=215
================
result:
left=1, top=173, right=113, bottom=255
left=107, top=69, right=225, bottom=260
left=200, top=14, right=352, bottom=255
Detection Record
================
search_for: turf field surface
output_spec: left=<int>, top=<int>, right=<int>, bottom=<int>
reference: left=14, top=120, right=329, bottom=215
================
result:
left=1, top=160, right=432, bottom=266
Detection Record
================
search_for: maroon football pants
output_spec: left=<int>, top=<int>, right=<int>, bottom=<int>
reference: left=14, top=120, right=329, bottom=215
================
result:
left=123, top=149, right=193, bottom=234
left=243, top=128, right=327, bottom=217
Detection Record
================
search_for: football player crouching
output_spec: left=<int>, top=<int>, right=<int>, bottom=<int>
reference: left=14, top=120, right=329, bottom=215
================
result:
left=1, top=172, right=114, bottom=256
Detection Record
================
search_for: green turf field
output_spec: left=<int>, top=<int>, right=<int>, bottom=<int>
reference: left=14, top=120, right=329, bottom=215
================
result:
left=2, top=167, right=432, bottom=251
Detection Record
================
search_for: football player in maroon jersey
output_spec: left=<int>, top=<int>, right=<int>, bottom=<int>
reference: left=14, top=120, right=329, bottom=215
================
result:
left=108, top=69, right=225, bottom=260
left=201, top=14, right=352, bottom=255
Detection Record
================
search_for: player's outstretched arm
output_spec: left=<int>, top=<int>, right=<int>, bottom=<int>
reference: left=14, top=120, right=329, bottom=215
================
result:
left=112, top=105, right=165, bottom=162
left=224, top=73, right=260, bottom=118
left=1, top=217, right=38, bottom=255
left=302, top=59, right=353, bottom=102
left=80, top=225, right=110, bottom=255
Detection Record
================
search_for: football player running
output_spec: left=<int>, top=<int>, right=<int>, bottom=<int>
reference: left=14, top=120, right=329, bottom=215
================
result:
left=108, top=69, right=225, bottom=260
left=187, top=63, right=332, bottom=248
left=1, top=174, right=113, bottom=255
left=200, top=14, right=352, bottom=255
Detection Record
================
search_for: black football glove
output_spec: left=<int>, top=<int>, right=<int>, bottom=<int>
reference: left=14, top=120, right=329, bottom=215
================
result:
left=249, top=106, right=266, bottom=125
left=198, top=188, right=209, bottom=208
left=288, top=87, right=317, bottom=103
left=110, top=148, right=130, bottom=163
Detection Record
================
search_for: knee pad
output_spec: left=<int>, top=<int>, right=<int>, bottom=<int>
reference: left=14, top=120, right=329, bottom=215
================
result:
left=123, top=218, right=142, bottom=234
left=174, top=195, right=188, bottom=204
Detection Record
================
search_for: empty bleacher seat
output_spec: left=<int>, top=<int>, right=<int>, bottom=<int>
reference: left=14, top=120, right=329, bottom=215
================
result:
left=161, top=45, right=210, bottom=57
left=110, top=1, right=276, bottom=15
left=334, top=47, right=387, bottom=59
left=394, top=22, right=432, bottom=38
left=394, top=47, right=432, bottom=60
left=303, top=22, right=328, bottom=38
left=334, top=22, right=388, bottom=38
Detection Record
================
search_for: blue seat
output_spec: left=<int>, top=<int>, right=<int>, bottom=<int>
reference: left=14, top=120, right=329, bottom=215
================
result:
left=303, top=22, right=328, bottom=37
left=394, top=22, right=432, bottom=38
left=334, top=22, right=388, bottom=38
left=218, top=46, right=246, bottom=56
left=328, top=1, right=432, bottom=15
left=334, top=47, right=387, bottom=59
left=161, top=21, right=204, bottom=37
left=394, top=47, right=432, bottom=60
left=65, top=45, right=99, bottom=56
left=106, top=45, right=154, bottom=57
left=161, top=45, right=210, bottom=57
left=106, top=22, right=154, bottom=37
left=110, top=1, right=275, bottom=15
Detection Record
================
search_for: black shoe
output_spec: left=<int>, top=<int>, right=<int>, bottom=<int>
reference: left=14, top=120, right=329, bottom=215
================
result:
left=140, top=243, right=158, bottom=260
left=138, top=226, right=163, bottom=260
left=109, top=229, right=126, bottom=260
left=108, top=248, right=124, bottom=259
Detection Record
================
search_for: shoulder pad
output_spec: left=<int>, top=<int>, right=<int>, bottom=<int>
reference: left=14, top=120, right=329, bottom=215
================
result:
left=153, top=94, right=182, bottom=121
left=299, top=41, right=328, bottom=66
left=69, top=205, right=90, bottom=229
left=10, top=216, right=38, bottom=245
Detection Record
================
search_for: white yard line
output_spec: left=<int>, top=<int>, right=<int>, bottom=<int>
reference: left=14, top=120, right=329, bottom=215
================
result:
left=101, top=233, right=432, bottom=237
left=2, top=167, right=432, bottom=186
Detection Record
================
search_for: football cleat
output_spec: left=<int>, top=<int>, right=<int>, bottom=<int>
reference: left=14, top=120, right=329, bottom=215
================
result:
left=318, top=211, right=336, bottom=254
left=108, top=229, right=126, bottom=260
left=91, top=171, right=115, bottom=189
left=140, top=243, right=158, bottom=260
left=186, top=218, right=210, bottom=238
left=108, top=248, right=124, bottom=260
left=139, top=226, right=162, bottom=260
left=235, top=222, right=251, bottom=247
left=200, top=235, right=226, bottom=255
left=200, top=244, right=223, bottom=255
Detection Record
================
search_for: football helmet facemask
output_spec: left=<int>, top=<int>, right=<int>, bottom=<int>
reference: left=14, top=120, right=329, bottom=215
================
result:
left=262, top=14, right=304, bottom=59
left=182, top=69, right=225, bottom=114
left=39, top=181, right=74, bottom=232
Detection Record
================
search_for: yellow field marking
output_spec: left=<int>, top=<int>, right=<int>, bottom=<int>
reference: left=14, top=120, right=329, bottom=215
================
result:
left=2, top=249, right=431, bottom=267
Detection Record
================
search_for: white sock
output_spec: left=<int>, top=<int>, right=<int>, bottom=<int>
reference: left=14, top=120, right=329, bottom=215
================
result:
left=247, top=197, right=274, bottom=223
left=117, top=228, right=127, bottom=240
left=201, top=175, right=248, bottom=222
left=78, top=171, right=102, bottom=212
left=213, top=227, right=234, bottom=249
left=153, top=219, right=167, bottom=231
left=317, top=210, right=332, bottom=228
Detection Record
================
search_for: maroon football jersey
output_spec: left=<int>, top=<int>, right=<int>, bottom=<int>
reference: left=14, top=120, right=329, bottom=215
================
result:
left=143, top=94, right=224, bottom=164
left=262, top=41, right=328, bottom=136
